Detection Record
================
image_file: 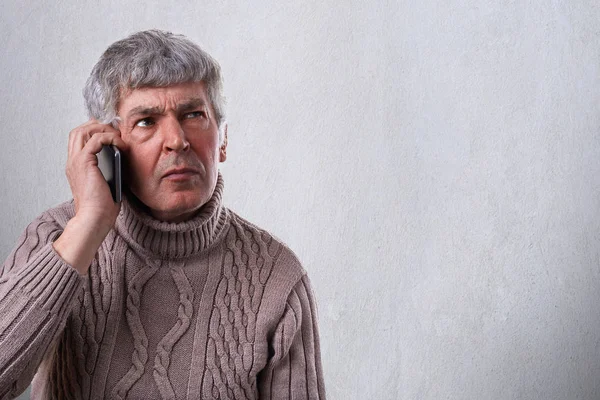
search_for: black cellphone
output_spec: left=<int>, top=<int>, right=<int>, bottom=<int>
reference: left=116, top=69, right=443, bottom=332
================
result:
left=97, top=145, right=122, bottom=203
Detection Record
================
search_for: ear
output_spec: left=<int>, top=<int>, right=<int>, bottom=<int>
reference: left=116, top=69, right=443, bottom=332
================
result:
left=219, top=123, right=228, bottom=162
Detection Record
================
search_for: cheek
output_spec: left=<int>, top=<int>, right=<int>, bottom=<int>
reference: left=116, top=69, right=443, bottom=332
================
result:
left=191, top=136, right=220, bottom=161
left=124, top=146, right=157, bottom=182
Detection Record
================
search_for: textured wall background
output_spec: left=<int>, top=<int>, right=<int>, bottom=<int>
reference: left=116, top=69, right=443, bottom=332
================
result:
left=2, top=1, right=600, bottom=399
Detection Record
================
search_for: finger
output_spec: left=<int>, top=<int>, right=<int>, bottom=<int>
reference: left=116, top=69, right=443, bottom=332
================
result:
left=82, top=131, right=128, bottom=156
left=69, top=122, right=120, bottom=155
left=68, top=121, right=103, bottom=155
left=68, top=127, right=89, bottom=157
left=69, top=129, right=91, bottom=157
left=80, top=118, right=99, bottom=127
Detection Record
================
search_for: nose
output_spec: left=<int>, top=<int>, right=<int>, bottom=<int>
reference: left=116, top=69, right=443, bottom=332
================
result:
left=162, top=117, right=190, bottom=153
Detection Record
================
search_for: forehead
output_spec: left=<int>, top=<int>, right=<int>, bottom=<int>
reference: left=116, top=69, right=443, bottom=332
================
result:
left=118, top=81, right=209, bottom=114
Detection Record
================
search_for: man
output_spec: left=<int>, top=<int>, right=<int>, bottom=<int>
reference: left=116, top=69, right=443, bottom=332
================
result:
left=0, top=30, right=326, bottom=399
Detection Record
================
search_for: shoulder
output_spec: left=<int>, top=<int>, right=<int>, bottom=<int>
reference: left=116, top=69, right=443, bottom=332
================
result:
left=225, top=208, right=306, bottom=287
left=40, top=200, right=76, bottom=229
left=14, top=200, right=75, bottom=236
left=223, top=210, right=315, bottom=344
left=2, top=200, right=76, bottom=274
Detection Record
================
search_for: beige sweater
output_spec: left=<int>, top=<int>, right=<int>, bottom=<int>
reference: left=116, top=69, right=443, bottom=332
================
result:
left=0, top=175, right=326, bottom=399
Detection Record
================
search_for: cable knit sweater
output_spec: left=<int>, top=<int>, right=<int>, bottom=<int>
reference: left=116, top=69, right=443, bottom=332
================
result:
left=0, top=175, right=326, bottom=399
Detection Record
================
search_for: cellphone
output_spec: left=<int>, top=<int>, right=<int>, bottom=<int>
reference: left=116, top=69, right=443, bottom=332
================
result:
left=97, top=145, right=122, bottom=203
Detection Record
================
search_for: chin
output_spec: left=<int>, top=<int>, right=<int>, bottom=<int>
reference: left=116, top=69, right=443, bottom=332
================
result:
left=157, top=193, right=208, bottom=220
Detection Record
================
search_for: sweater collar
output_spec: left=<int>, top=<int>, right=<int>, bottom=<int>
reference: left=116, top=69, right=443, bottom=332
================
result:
left=116, top=173, right=229, bottom=259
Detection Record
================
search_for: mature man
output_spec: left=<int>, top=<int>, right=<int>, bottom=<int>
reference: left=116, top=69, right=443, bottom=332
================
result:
left=0, top=30, right=325, bottom=399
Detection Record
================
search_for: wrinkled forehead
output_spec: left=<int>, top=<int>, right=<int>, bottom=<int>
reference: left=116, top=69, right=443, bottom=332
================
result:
left=117, top=81, right=211, bottom=116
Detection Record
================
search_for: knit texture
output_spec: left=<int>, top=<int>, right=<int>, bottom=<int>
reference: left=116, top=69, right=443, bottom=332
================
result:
left=0, top=175, right=326, bottom=399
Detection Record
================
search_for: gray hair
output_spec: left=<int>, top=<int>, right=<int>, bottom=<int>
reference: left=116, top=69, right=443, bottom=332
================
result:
left=83, top=30, right=226, bottom=140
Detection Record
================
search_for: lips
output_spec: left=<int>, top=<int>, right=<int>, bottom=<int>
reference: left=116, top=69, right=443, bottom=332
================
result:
left=162, top=167, right=200, bottom=179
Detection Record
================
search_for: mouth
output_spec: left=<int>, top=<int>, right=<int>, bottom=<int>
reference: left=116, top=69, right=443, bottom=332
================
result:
left=162, top=167, right=201, bottom=181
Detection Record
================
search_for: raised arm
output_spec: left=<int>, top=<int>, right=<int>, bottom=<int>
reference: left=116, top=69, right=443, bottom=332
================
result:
left=0, top=212, right=82, bottom=399
left=0, top=120, right=127, bottom=399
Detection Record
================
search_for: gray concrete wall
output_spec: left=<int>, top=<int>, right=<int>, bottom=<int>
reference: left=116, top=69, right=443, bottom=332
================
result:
left=1, top=1, right=599, bottom=399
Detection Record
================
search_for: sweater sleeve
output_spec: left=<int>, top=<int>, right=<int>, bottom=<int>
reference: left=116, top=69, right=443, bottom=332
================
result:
left=258, top=274, right=326, bottom=399
left=0, top=212, right=82, bottom=400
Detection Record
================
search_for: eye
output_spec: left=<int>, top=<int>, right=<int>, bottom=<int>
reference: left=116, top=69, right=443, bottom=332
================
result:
left=183, top=110, right=208, bottom=120
left=135, top=117, right=155, bottom=127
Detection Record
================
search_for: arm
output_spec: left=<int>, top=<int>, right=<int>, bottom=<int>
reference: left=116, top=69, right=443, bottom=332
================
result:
left=258, top=275, right=327, bottom=400
left=0, top=120, right=127, bottom=399
left=0, top=213, right=82, bottom=400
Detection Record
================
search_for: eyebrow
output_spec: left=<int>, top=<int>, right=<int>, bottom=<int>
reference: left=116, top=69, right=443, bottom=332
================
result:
left=125, top=98, right=208, bottom=120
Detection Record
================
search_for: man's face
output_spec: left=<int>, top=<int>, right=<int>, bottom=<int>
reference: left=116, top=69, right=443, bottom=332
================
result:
left=117, top=81, right=226, bottom=222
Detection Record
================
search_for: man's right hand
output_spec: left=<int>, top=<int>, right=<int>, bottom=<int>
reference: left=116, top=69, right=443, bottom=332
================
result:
left=53, top=120, right=128, bottom=275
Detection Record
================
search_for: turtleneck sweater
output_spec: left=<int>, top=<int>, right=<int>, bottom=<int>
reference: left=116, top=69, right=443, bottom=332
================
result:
left=0, top=174, right=326, bottom=399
